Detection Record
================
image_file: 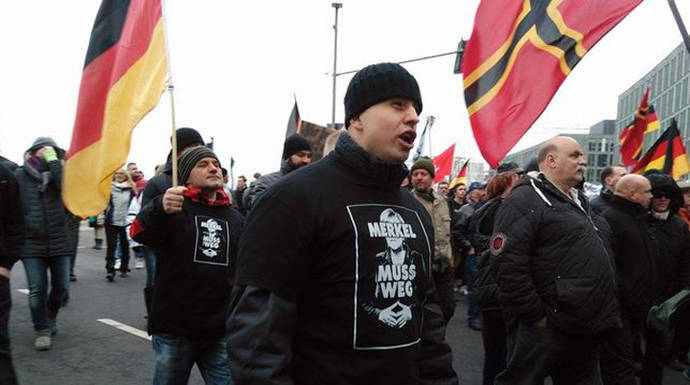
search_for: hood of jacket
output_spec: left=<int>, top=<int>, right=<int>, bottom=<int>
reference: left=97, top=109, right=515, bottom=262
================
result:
left=646, top=173, right=683, bottom=216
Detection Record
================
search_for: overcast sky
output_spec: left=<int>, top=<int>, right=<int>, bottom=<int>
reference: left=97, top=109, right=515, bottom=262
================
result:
left=1, top=1, right=688, bottom=180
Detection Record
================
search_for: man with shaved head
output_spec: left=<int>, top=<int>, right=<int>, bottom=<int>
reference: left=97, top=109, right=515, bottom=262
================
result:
left=489, top=136, right=620, bottom=384
left=598, top=173, right=657, bottom=384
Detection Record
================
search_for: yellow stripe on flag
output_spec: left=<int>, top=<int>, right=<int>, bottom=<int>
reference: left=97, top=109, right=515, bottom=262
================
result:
left=63, top=20, right=167, bottom=217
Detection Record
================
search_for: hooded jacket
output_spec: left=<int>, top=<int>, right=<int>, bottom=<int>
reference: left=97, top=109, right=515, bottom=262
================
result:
left=490, top=173, right=620, bottom=335
left=227, top=133, right=457, bottom=385
left=14, top=138, right=71, bottom=259
left=646, top=173, right=690, bottom=304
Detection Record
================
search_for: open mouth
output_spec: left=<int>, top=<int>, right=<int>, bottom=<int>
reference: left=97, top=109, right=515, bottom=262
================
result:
left=399, top=131, right=416, bottom=146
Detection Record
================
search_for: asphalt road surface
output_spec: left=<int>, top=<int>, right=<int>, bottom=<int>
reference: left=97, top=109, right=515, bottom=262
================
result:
left=6, top=225, right=689, bottom=384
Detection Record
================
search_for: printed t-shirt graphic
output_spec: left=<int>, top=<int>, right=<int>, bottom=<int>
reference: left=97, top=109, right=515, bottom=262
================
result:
left=194, top=215, right=230, bottom=266
left=346, top=204, right=431, bottom=350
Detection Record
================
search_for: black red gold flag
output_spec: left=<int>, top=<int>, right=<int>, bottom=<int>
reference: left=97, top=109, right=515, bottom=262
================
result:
left=632, top=119, right=690, bottom=180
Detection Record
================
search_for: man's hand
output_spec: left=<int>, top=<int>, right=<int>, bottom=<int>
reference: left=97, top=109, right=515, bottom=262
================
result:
left=467, top=247, right=475, bottom=256
left=37, top=146, right=58, bottom=162
left=0, top=267, right=10, bottom=279
left=535, top=316, right=547, bottom=327
left=162, top=186, right=187, bottom=214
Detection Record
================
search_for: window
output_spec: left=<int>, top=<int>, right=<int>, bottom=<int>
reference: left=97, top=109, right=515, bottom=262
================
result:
left=597, top=154, right=608, bottom=167
left=588, top=142, right=595, bottom=151
left=588, top=154, right=595, bottom=165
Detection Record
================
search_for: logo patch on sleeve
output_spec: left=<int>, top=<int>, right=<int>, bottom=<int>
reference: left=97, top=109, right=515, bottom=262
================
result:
left=490, top=233, right=507, bottom=256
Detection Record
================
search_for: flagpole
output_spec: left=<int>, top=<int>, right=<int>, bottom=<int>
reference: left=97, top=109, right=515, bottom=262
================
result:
left=161, top=0, right=178, bottom=186
left=668, top=0, right=690, bottom=56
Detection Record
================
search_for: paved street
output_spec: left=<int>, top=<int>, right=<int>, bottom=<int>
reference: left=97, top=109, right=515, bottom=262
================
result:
left=6, top=225, right=688, bottom=384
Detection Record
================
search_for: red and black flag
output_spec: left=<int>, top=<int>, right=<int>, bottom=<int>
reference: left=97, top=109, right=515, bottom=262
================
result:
left=286, top=99, right=302, bottom=138
left=619, top=88, right=660, bottom=166
left=462, top=0, right=641, bottom=167
left=64, top=0, right=168, bottom=217
left=632, top=119, right=690, bottom=180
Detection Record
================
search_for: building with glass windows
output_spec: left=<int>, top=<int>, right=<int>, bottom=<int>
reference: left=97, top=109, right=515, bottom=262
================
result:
left=615, top=43, right=690, bottom=162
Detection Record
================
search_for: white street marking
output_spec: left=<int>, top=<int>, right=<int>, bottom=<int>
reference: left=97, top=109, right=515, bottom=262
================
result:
left=97, top=318, right=151, bottom=341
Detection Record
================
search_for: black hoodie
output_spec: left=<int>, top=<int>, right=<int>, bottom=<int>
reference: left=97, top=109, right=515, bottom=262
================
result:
left=227, top=133, right=457, bottom=385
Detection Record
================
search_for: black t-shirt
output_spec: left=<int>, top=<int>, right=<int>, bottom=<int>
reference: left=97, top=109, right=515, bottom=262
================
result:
left=235, top=138, right=440, bottom=382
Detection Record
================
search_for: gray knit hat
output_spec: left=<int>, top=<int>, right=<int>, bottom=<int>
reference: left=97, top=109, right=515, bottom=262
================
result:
left=344, top=62, right=422, bottom=128
left=411, top=156, right=435, bottom=178
left=178, top=146, right=220, bottom=185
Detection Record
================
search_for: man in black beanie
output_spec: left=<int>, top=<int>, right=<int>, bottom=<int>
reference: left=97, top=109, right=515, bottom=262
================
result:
left=139, top=127, right=204, bottom=320
left=247, top=133, right=312, bottom=210
left=228, top=62, right=457, bottom=385
left=131, top=146, right=243, bottom=384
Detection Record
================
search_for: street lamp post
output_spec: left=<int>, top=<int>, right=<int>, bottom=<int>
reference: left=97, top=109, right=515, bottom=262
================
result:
left=331, top=2, right=342, bottom=129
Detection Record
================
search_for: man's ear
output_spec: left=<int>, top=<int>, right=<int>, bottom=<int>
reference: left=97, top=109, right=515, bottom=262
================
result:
left=349, top=115, right=363, bottom=132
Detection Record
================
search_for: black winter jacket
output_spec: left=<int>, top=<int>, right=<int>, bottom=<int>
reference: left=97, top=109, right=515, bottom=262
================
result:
left=14, top=142, right=71, bottom=259
left=0, top=162, right=23, bottom=269
left=141, top=159, right=173, bottom=208
left=646, top=174, right=690, bottom=304
left=590, top=188, right=613, bottom=215
left=601, top=195, right=660, bottom=318
left=490, top=174, right=620, bottom=335
left=227, top=132, right=457, bottom=385
left=469, top=197, right=504, bottom=310
left=132, top=189, right=243, bottom=340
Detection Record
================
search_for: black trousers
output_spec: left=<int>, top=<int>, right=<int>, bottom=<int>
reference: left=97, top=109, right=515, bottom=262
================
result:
left=65, top=214, right=80, bottom=274
left=433, top=269, right=456, bottom=324
left=481, top=309, right=507, bottom=385
left=0, top=277, right=18, bottom=385
left=105, top=224, right=130, bottom=273
left=495, top=322, right=602, bottom=385
left=600, top=315, right=664, bottom=385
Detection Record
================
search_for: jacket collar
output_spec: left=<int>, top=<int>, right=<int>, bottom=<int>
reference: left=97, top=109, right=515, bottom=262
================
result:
left=183, top=187, right=230, bottom=206
left=331, top=132, right=409, bottom=191
left=610, top=195, right=648, bottom=216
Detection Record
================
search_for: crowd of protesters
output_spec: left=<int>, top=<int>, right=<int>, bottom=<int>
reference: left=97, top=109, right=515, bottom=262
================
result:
left=1, top=62, right=690, bottom=385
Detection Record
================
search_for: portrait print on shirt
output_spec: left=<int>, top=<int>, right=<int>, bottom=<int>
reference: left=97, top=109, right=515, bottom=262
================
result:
left=193, top=216, right=230, bottom=266
left=346, top=204, right=431, bottom=350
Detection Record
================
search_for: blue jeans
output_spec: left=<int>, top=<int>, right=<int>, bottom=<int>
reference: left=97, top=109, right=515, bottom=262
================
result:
left=22, top=256, right=70, bottom=331
left=133, top=246, right=156, bottom=288
left=152, top=334, right=232, bottom=385
left=464, top=254, right=481, bottom=325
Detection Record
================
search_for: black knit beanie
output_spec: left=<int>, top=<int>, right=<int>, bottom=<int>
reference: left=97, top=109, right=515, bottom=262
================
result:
left=178, top=146, right=220, bottom=185
left=411, top=156, right=435, bottom=178
left=344, top=62, right=423, bottom=128
left=172, top=127, right=204, bottom=152
left=283, top=134, right=311, bottom=160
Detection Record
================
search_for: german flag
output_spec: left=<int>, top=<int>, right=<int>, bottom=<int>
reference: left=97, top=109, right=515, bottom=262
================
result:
left=619, top=88, right=660, bottom=166
left=63, top=0, right=168, bottom=217
left=449, top=158, right=470, bottom=190
left=462, top=0, right=641, bottom=167
left=632, top=119, right=690, bottom=180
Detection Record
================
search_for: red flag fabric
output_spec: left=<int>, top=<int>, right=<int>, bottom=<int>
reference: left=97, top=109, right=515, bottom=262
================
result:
left=619, top=88, right=660, bottom=166
left=462, top=0, right=641, bottom=167
left=433, top=144, right=455, bottom=183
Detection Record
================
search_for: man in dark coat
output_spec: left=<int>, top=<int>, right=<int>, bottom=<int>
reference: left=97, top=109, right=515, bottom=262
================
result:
left=246, top=133, right=312, bottom=210
left=227, top=62, right=457, bottom=385
left=590, top=165, right=627, bottom=215
left=0, top=160, right=23, bottom=384
left=599, top=174, right=657, bottom=384
left=645, top=173, right=690, bottom=376
left=14, top=137, right=71, bottom=351
left=490, top=136, right=621, bottom=384
left=131, top=146, right=243, bottom=384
